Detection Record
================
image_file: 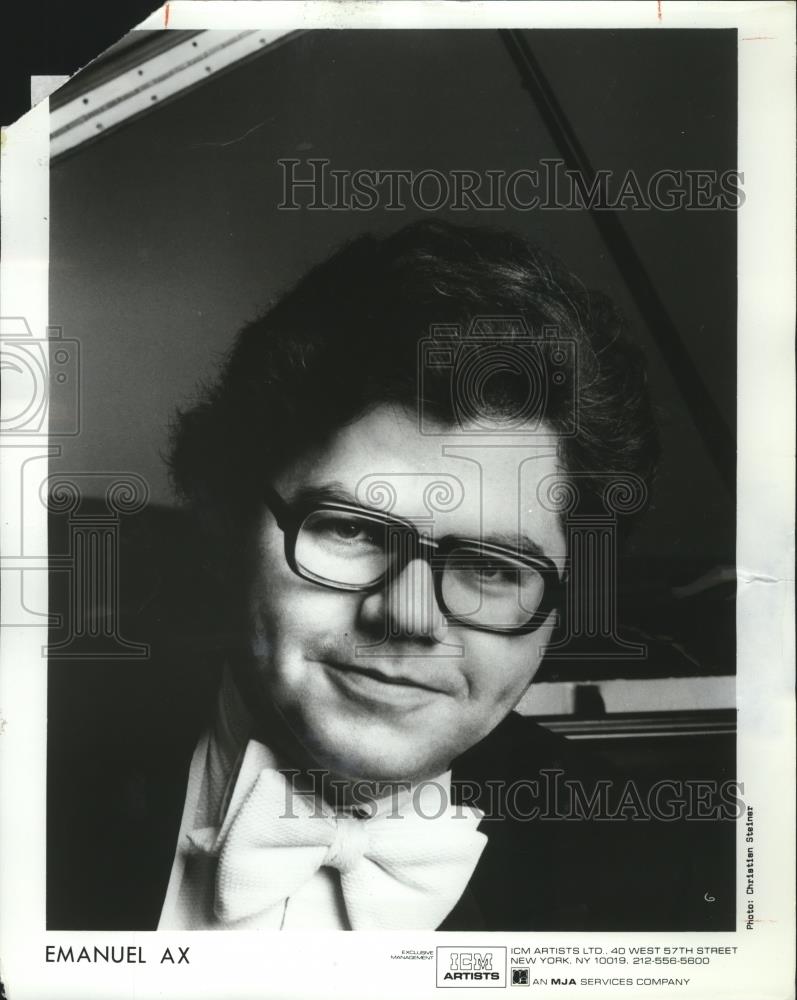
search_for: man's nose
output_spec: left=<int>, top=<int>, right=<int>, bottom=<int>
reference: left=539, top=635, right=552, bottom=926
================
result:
left=358, top=558, right=448, bottom=642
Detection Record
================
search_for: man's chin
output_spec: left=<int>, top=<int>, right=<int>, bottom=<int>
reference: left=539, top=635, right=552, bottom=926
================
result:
left=297, top=725, right=455, bottom=785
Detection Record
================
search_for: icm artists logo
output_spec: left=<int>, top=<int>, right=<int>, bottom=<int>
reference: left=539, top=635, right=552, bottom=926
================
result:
left=436, top=946, right=507, bottom=988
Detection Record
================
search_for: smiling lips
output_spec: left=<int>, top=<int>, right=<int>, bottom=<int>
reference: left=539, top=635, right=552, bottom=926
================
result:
left=323, top=659, right=448, bottom=701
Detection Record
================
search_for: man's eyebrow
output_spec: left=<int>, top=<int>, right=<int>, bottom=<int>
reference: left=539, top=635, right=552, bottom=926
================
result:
left=480, top=531, right=546, bottom=560
left=287, top=482, right=361, bottom=507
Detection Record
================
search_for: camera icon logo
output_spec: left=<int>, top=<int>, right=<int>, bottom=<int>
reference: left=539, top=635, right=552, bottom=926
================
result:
left=417, top=316, right=577, bottom=436
left=1, top=317, right=81, bottom=436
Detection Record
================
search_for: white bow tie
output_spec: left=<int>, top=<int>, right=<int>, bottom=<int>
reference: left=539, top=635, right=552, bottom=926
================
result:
left=187, top=742, right=486, bottom=930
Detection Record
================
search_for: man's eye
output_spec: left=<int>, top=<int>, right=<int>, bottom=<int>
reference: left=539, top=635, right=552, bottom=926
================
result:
left=475, top=563, right=515, bottom=585
left=333, top=520, right=369, bottom=541
left=451, top=560, right=523, bottom=589
left=311, top=516, right=379, bottom=547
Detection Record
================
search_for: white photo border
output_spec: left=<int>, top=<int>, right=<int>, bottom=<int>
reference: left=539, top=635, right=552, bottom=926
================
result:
left=0, top=2, right=794, bottom=998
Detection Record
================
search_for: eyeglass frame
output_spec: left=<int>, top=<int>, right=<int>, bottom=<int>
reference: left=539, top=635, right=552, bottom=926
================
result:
left=262, top=484, right=565, bottom=636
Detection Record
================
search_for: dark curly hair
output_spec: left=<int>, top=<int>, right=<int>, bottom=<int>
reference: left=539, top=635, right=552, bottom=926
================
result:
left=169, top=220, right=659, bottom=547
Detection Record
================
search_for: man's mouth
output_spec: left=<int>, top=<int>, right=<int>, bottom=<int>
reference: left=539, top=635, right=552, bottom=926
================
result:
left=320, top=659, right=449, bottom=705
left=330, top=661, right=443, bottom=691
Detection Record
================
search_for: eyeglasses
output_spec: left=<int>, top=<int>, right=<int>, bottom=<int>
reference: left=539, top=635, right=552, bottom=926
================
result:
left=263, top=485, right=564, bottom=635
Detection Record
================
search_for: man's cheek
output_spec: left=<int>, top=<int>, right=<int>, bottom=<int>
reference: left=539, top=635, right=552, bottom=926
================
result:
left=470, top=636, right=543, bottom=693
left=249, top=565, right=313, bottom=623
left=460, top=675, right=521, bottom=737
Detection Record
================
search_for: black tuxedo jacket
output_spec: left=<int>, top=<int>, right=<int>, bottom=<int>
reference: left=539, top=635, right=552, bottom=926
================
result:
left=46, top=505, right=735, bottom=932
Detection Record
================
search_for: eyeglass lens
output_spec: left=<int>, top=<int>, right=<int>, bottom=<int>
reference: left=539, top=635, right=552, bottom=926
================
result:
left=293, top=509, right=546, bottom=628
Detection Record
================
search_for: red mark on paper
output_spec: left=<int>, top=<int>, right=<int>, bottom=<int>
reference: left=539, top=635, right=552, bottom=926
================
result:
left=656, top=0, right=662, bottom=21
left=741, top=36, right=774, bottom=41
left=164, top=2, right=170, bottom=27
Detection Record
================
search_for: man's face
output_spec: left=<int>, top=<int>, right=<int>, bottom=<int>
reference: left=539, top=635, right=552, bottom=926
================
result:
left=243, top=403, right=566, bottom=783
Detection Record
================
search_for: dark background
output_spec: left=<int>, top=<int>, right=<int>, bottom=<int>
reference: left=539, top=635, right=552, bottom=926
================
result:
left=48, top=28, right=737, bottom=569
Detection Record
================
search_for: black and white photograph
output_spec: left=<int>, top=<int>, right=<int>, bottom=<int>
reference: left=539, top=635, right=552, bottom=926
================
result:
left=0, top=3, right=794, bottom=999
